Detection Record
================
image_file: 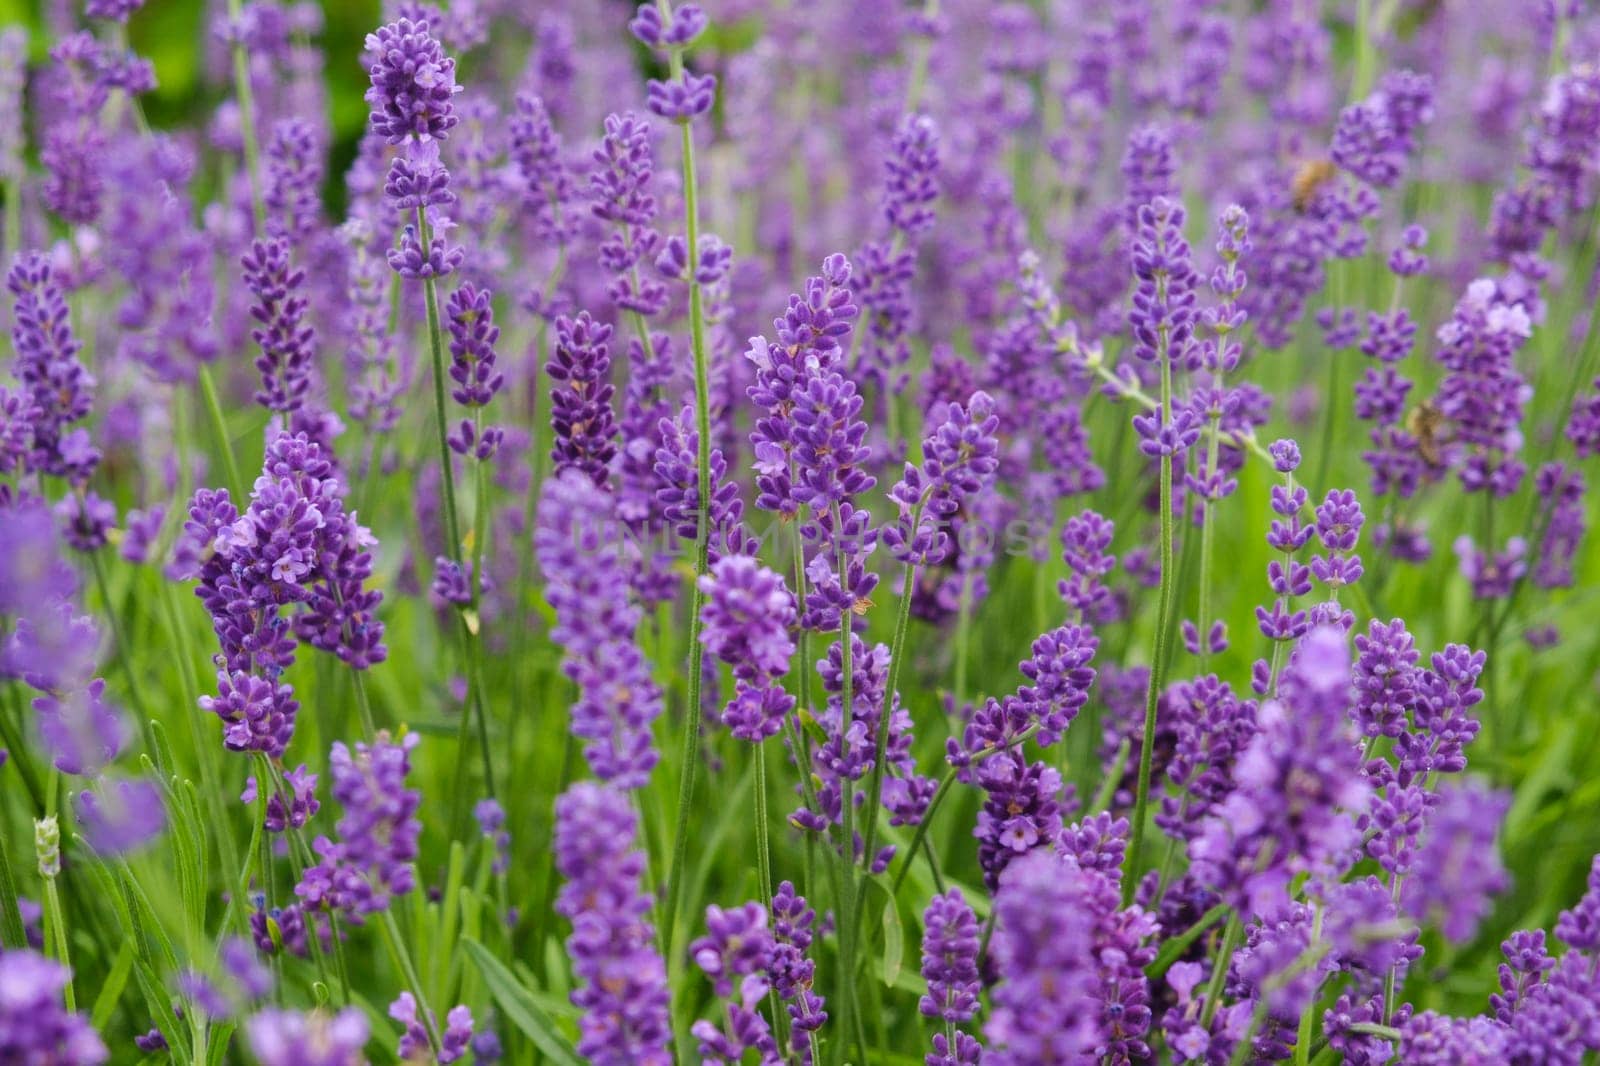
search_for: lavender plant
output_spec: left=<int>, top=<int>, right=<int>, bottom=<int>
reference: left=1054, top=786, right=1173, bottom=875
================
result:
left=1, top=2, right=1600, bottom=1064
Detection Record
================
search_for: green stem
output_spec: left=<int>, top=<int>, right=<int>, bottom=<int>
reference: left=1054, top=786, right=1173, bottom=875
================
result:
left=1200, top=915, right=1242, bottom=1028
left=88, top=549, right=154, bottom=750
left=660, top=16, right=717, bottom=968
left=43, top=876, right=74, bottom=1009
left=196, top=364, right=246, bottom=499
left=3, top=177, right=20, bottom=262
left=378, top=908, right=443, bottom=1057
left=753, top=738, right=787, bottom=1049
left=224, top=0, right=267, bottom=233
left=1293, top=904, right=1325, bottom=1066
left=832, top=613, right=858, bottom=1066
left=859, top=552, right=919, bottom=872
left=1124, top=323, right=1178, bottom=905
left=415, top=210, right=496, bottom=823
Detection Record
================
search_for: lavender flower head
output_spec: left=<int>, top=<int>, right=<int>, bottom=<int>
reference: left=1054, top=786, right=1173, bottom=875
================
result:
left=296, top=732, right=422, bottom=920
left=535, top=471, right=663, bottom=787
left=365, top=18, right=462, bottom=145
left=0, top=950, right=107, bottom=1063
left=985, top=849, right=1103, bottom=1063
left=246, top=1008, right=368, bottom=1066
left=1190, top=626, right=1369, bottom=914
left=920, top=889, right=981, bottom=1023
left=698, top=554, right=797, bottom=741
left=553, top=782, right=671, bottom=1065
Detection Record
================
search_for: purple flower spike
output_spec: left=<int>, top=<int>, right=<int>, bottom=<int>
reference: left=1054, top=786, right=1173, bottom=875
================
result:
left=246, top=1008, right=368, bottom=1066
left=920, top=890, right=981, bottom=1023
left=986, top=850, right=1102, bottom=1063
left=698, top=554, right=797, bottom=741
left=364, top=18, right=462, bottom=145
left=547, top=312, right=619, bottom=487
left=768, top=881, right=826, bottom=1064
left=0, top=950, right=108, bottom=1063
left=554, top=782, right=671, bottom=1065
left=535, top=472, right=662, bottom=786
left=296, top=732, right=422, bottom=920
left=7, top=253, right=100, bottom=484
left=241, top=237, right=315, bottom=415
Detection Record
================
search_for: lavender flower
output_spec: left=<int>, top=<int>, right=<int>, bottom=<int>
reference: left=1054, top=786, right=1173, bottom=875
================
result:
left=364, top=18, right=462, bottom=145
left=0, top=951, right=107, bottom=1063
left=391, top=993, right=473, bottom=1064
left=698, top=554, right=796, bottom=742
left=590, top=112, right=666, bottom=316
left=264, top=117, right=323, bottom=242
left=7, top=253, right=100, bottom=483
left=547, top=312, right=618, bottom=486
left=246, top=1008, right=368, bottom=1066
left=0, top=29, right=27, bottom=184
left=919, top=890, right=980, bottom=1023
left=1190, top=626, right=1369, bottom=914
left=75, top=778, right=165, bottom=855
left=296, top=731, right=422, bottom=920
left=747, top=254, right=860, bottom=520
left=1129, top=197, right=1201, bottom=458
left=883, top=392, right=1002, bottom=567
left=241, top=237, right=315, bottom=415
left=689, top=902, right=779, bottom=1062
left=1402, top=780, right=1510, bottom=942
left=553, top=782, right=671, bottom=1065
left=986, top=850, right=1103, bottom=1063
left=509, top=92, right=576, bottom=243
left=768, top=881, right=826, bottom=1065
left=534, top=471, right=662, bottom=786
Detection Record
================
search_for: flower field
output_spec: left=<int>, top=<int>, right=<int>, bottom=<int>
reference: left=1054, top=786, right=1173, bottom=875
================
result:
left=2, top=1, right=1600, bottom=1063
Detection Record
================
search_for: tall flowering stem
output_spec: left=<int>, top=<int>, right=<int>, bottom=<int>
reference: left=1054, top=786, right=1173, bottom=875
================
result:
left=1123, top=197, right=1199, bottom=904
left=860, top=392, right=1000, bottom=871
left=364, top=18, right=494, bottom=807
left=633, top=0, right=718, bottom=963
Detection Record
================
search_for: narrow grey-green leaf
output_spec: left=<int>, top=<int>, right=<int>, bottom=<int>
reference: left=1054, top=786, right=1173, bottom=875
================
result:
left=462, top=937, right=584, bottom=1066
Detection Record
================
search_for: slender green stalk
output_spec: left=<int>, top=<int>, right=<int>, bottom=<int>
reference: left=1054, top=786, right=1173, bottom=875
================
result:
left=890, top=724, right=1040, bottom=894
left=196, top=364, right=246, bottom=499
left=224, top=0, right=267, bottom=233
left=43, top=876, right=73, bottom=1009
left=378, top=909, right=443, bottom=1056
left=88, top=549, right=155, bottom=751
left=752, top=738, right=787, bottom=1048
left=1123, top=309, right=1179, bottom=906
left=859, top=545, right=921, bottom=872
left=1293, top=904, right=1325, bottom=1065
left=3, top=177, right=20, bottom=264
left=952, top=576, right=972, bottom=703
left=831, top=608, right=858, bottom=1066
left=1200, top=915, right=1242, bottom=1028
left=1196, top=408, right=1224, bottom=672
left=659, top=2, right=717, bottom=966
left=418, top=217, right=466, bottom=560
left=155, top=578, right=244, bottom=933
left=414, top=209, right=497, bottom=821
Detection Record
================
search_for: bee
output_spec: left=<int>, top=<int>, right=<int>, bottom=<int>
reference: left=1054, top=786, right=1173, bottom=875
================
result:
left=1290, top=159, right=1339, bottom=213
left=1405, top=401, right=1454, bottom=468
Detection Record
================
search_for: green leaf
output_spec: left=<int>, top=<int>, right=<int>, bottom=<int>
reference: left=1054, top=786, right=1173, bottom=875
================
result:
left=462, top=938, right=584, bottom=1066
left=1146, top=902, right=1229, bottom=980
left=0, top=825, right=26, bottom=950
left=878, top=886, right=904, bottom=988
left=91, top=940, right=136, bottom=1030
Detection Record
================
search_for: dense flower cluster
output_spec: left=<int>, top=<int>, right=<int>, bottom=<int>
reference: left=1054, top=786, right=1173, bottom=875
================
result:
left=3, top=3, right=1600, bottom=1064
